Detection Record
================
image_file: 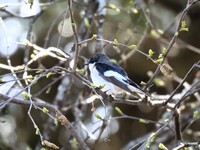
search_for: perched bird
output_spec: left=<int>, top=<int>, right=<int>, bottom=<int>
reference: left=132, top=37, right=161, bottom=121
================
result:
left=88, top=53, right=146, bottom=98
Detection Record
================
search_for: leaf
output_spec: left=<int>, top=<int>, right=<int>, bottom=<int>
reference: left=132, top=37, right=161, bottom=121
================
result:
left=154, top=78, right=165, bottom=87
left=35, top=126, right=40, bottom=135
left=113, top=39, right=119, bottom=46
left=54, top=119, right=58, bottom=126
left=148, top=49, right=155, bottom=58
left=110, top=59, right=117, bottom=63
left=115, top=107, right=124, bottom=115
left=150, top=29, right=160, bottom=38
left=0, top=4, right=7, bottom=9
left=164, top=119, right=169, bottom=122
left=95, top=114, right=103, bottom=120
left=107, top=4, right=120, bottom=12
left=76, top=68, right=85, bottom=75
left=84, top=17, right=90, bottom=28
left=0, top=78, right=3, bottom=83
left=139, top=119, right=149, bottom=124
left=22, top=91, right=29, bottom=100
left=46, top=72, right=53, bottom=78
left=158, top=54, right=163, bottom=59
left=36, top=69, right=43, bottom=74
left=162, top=47, right=167, bottom=55
left=91, top=83, right=105, bottom=89
left=70, top=138, right=79, bottom=149
left=181, top=20, right=187, bottom=28
left=140, top=81, right=146, bottom=86
left=128, top=44, right=137, bottom=49
left=180, top=27, right=189, bottom=32
left=157, top=29, right=164, bottom=35
left=193, top=110, right=199, bottom=119
left=180, top=20, right=189, bottom=32
left=153, top=58, right=163, bottom=64
left=42, top=107, right=49, bottom=113
left=92, top=34, right=97, bottom=39
left=158, top=143, right=168, bottom=150
left=146, top=133, right=156, bottom=148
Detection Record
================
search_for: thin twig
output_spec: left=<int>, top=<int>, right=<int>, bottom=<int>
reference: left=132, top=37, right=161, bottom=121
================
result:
left=67, top=0, right=79, bottom=72
left=145, top=1, right=200, bottom=89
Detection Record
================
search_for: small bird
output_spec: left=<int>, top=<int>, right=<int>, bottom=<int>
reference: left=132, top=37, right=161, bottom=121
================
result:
left=88, top=53, right=146, bottom=98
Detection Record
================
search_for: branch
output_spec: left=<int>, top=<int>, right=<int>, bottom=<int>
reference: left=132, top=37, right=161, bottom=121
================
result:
left=0, top=93, right=90, bottom=150
left=67, top=0, right=79, bottom=72
left=145, top=1, right=200, bottom=89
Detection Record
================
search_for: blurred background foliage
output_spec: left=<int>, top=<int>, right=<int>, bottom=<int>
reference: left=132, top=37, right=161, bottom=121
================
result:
left=0, top=0, right=200, bottom=150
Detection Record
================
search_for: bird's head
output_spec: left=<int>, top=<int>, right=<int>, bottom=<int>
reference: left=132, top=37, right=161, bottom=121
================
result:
left=88, top=53, right=110, bottom=65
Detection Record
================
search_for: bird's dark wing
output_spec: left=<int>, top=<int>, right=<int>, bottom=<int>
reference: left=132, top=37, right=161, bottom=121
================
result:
left=95, top=61, right=128, bottom=77
left=95, top=62, right=144, bottom=94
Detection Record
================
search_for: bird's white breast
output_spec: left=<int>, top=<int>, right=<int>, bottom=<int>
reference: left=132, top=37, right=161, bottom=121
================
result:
left=89, top=63, right=121, bottom=95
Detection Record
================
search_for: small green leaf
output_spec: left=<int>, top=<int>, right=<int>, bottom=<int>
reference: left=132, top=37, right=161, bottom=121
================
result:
left=40, top=148, right=47, bottom=150
left=140, top=81, right=146, bottom=86
left=91, top=83, right=105, bottom=89
left=148, top=49, right=155, bottom=58
left=147, top=71, right=153, bottom=77
left=92, top=34, right=97, bottom=39
left=110, top=59, right=117, bottom=64
left=157, top=29, right=164, bottom=35
left=175, top=32, right=179, bottom=36
left=162, top=47, right=167, bottom=55
left=154, top=58, right=163, bottom=64
left=15, top=65, right=25, bottom=70
left=107, top=4, right=120, bottom=12
left=180, top=20, right=189, bottom=32
left=128, top=44, right=137, bottom=49
left=54, top=119, right=58, bottom=126
left=71, top=22, right=75, bottom=27
left=84, top=17, right=90, bottom=28
left=0, top=78, right=3, bottom=83
left=139, top=119, right=149, bottom=124
left=36, top=69, right=43, bottom=74
left=181, top=20, right=187, bottom=28
left=0, top=4, right=7, bottom=9
left=46, top=72, right=53, bottom=78
left=91, top=83, right=98, bottom=88
left=132, top=8, right=138, bottom=14
left=164, top=119, right=169, bottom=122
left=146, top=133, right=156, bottom=148
left=158, top=54, right=163, bottom=59
left=150, top=29, right=160, bottom=38
left=180, top=27, right=189, bottom=32
left=22, top=91, right=29, bottom=100
left=193, top=110, right=199, bottom=119
left=42, top=107, right=49, bottom=113
left=115, top=107, right=124, bottom=115
left=70, top=138, right=78, bottom=149
left=159, top=143, right=168, bottom=150
left=113, top=39, right=119, bottom=46
left=154, top=78, right=165, bottom=87
left=95, top=114, right=103, bottom=120
left=77, top=68, right=85, bottom=75
left=35, top=126, right=40, bottom=135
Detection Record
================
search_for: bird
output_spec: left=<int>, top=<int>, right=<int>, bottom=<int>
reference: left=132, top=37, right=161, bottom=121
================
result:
left=88, top=53, right=146, bottom=98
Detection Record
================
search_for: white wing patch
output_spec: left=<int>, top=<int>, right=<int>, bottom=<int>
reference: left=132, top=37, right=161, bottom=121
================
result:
left=104, top=70, right=127, bottom=84
left=89, top=63, right=120, bottom=94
